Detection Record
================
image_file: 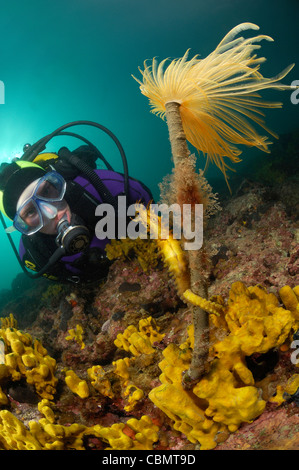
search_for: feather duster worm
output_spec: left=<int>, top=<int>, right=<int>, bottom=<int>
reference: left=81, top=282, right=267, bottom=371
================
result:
left=133, top=22, right=294, bottom=185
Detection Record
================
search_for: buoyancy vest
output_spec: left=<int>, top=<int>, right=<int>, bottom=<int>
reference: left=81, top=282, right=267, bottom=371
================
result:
left=19, top=169, right=153, bottom=284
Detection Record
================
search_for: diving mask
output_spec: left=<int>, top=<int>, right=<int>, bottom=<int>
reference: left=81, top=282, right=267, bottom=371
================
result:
left=12, top=171, right=67, bottom=235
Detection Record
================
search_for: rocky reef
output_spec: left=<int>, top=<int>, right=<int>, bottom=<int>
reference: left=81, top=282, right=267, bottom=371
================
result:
left=0, top=172, right=299, bottom=450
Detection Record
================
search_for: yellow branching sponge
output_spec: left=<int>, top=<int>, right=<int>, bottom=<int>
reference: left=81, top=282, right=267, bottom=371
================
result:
left=92, top=415, right=159, bottom=450
left=123, top=384, right=144, bottom=412
left=0, top=402, right=159, bottom=450
left=0, top=314, right=57, bottom=401
left=65, top=370, right=90, bottom=399
left=279, top=285, right=299, bottom=322
left=212, top=282, right=297, bottom=355
left=114, top=316, right=165, bottom=357
left=87, top=365, right=114, bottom=399
left=0, top=410, right=43, bottom=450
left=86, top=358, right=145, bottom=412
left=0, top=386, right=8, bottom=406
left=113, top=357, right=134, bottom=384
left=38, top=399, right=56, bottom=423
left=269, top=373, right=299, bottom=406
left=192, top=361, right=265, bottom=433
left=149, top=282, right=299, bottom=449
left=113, top=358, right=145, bottom=411
left=114, top=358, right=145, bottom=411
left=105, top=237, right=159, bottom=272
left=0, top=313, right=17, bottom=329
left=115, top=325, right=154, bottom=356
left=65, top=324, right=85, bottom=350
left=149, top=343, right=226, bottom=450
left=113, top=319, right=165, bottom=412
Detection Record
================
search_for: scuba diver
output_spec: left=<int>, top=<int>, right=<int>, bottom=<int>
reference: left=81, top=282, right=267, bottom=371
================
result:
left=0, top=121, right=153, bottom=284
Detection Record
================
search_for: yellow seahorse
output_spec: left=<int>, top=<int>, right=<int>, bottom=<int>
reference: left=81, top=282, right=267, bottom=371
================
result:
left=135, top=204, right=223, bottom=316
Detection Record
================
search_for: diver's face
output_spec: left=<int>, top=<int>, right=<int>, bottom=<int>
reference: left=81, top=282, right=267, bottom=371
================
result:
left=16, top=177, right=71, bottom=235
left=39, top=201, right=71, bottom=234
left=18, top=197, right=71, bottom=235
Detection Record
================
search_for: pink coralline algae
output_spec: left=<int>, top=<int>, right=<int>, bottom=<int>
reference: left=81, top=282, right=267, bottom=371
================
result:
left=206, top=184, right=299, bottom=298
left=216, top=405, right=299, bottom=450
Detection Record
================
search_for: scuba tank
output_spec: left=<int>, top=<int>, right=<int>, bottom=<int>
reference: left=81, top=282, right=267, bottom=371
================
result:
left=0, top=120, right=130, bottom=280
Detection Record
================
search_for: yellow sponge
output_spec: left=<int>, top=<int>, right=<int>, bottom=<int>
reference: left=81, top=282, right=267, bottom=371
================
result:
left=65, top=370, right=89, bottom=399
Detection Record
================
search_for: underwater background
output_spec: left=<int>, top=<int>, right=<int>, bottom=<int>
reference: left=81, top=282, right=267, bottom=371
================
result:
left=0, top=0, right=298, bottom=289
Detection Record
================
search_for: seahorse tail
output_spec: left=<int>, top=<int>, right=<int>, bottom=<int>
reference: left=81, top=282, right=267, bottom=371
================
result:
left=183, top=289, right=224, bottom=316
